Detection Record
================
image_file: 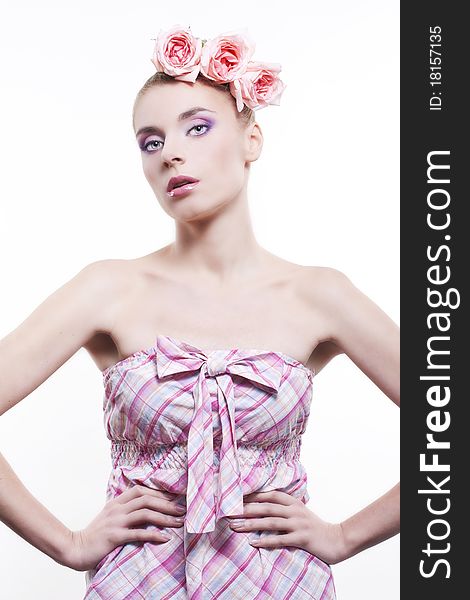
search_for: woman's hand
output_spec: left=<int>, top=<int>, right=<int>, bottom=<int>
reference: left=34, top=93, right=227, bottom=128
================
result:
left=64, top=485, right=187, bottom=572
left=228, top=490, right=347, bottom=565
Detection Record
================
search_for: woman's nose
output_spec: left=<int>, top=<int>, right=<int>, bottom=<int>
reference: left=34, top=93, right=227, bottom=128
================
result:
left=163, top=155, right=184, bottom=168
left=160, top=139, right=185, bottom=166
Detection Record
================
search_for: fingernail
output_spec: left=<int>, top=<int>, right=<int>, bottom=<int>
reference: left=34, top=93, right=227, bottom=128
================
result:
left=174, top=516, right=185, bottom=523
left=229, top=519, right=245, bottom=528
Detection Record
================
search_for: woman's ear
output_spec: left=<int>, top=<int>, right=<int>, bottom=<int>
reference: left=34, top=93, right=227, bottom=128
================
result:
left=244, top=122, right=264, bottom=163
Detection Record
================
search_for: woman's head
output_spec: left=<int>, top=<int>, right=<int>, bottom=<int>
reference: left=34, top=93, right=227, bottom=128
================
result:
left=132, top=72, right=263, bottom=222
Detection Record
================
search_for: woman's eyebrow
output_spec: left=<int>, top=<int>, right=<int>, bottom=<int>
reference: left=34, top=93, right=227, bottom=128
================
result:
left=135, top=107, right=216, bottom=138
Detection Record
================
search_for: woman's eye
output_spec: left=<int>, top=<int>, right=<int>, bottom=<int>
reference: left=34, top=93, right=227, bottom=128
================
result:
left=188, top=123, right=210, bottom=136
left=141, top=123, right=210, bottom=153
left=143, top=140, right=161, bottom=152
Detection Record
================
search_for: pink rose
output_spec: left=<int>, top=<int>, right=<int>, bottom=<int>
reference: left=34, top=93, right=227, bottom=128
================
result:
left=151, top=24, right=202, bottom=83
left=230, top=61, right=286, bottom=111
left=200, top=28, right=255, bottom=83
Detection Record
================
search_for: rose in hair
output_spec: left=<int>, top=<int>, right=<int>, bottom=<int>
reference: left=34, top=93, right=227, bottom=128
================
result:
left=230, top=61, right=287, bottom=112
left=151, top=24, right=202, bottom=83
left=200, top=28, right=255, bottom=84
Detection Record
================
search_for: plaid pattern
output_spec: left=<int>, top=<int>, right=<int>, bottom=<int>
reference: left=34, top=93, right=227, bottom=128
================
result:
left=83, top=334, right=336, bottom=599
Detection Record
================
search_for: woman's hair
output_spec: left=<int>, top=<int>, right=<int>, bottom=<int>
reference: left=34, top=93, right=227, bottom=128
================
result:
left=132, top=71, right=256, bottom=131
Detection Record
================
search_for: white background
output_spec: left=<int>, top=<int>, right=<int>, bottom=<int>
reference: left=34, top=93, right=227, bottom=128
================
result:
left=0, top=1, right=400, bottom=598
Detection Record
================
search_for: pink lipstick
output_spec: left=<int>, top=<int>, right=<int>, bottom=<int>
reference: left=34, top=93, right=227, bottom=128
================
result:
left=167, top=175, right=200, bottom=198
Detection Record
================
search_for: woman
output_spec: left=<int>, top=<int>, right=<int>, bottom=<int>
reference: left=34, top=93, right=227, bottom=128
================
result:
left=0, top=26, right=399, bottom=599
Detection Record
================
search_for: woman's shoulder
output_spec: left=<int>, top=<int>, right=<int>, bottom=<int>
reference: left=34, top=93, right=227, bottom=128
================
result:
left=78, top=258, right=143, bottom=309
left=292, top=262, right=354, bottom=304
left=259, top=251, right=353, bottom=308
left=82, top=250, right=172, bottom=295
left=267, top=252, right=349, bottom=286
left=81, top=257, right=135, bottom=283
left=299, top=264, right=350, bottom=282
left=84, top=250, right=167, bottom=277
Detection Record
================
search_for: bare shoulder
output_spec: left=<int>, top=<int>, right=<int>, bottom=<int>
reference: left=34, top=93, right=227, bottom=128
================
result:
left=0, top=258, right=131, bottom=417
left=292, top=265, right=356, bottom=363
left=79, top=258, right=134, bottom=329
left=78, top=257, right=141, bottom=351
left=295, top=264, right=388, bottom=329
left=293, top=264, right=355, bottom=313
left=298, top=265, right=399, bottom=404
left=298, top=263, right=399, bottom=361
left=296, top=264, right=351, bottom=291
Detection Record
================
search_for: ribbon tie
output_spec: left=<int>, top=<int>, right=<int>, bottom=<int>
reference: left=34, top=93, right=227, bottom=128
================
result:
left=154, top=335, right=284, bottom=533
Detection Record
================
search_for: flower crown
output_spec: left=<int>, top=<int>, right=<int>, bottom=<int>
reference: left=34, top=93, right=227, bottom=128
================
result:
left=150, top=24, right=286, bottom=113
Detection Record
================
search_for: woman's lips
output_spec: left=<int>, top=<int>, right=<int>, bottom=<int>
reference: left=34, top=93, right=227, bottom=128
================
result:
left=167, top=181, right=200, bottom=198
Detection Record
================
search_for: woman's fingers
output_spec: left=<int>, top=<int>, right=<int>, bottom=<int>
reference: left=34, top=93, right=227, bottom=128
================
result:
left=114, top=526, right=173, bottom=547
left=229, top=516, right=292, bottom=532
left=230, top=501, right=292, bottom=520
left=243, top=491, right=300, bottom=506
left=121, top=492, right=186, bottom=517
left=123, top=507, right=185, bottom=528
left=113, top=484, right=177, bottom=503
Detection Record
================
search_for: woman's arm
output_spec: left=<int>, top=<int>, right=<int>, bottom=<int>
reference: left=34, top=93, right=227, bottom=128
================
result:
left=338, top=482, right=400, bottom=561
left=319, top=267, right=400, bottom=560
left=318, top=267, right=400, bottom=407
left=0, top=450, right=75, bottom=566
left=0, top=261, right=115, bottom=566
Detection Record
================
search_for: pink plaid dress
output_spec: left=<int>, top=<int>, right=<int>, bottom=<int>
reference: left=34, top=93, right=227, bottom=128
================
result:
left=84, top=334, right=336, bottom=599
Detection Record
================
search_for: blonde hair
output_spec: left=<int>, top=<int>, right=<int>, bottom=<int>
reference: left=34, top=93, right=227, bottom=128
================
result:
left=132, top=71, right=256, bottom=131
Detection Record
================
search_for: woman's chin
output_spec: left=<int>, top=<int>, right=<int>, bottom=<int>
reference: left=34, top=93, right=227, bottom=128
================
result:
left=164, top=199, right=230, bottom=222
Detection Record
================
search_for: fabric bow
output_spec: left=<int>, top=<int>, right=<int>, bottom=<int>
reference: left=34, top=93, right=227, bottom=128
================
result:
left=154, top=335, right=284, bottom=533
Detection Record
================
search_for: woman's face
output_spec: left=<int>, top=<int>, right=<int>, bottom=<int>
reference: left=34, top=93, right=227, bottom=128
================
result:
left=133, top=81, right=256, bottom=221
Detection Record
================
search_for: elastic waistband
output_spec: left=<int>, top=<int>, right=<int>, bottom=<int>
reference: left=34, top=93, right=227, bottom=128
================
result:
left=110, top=437, right=302, bottom=470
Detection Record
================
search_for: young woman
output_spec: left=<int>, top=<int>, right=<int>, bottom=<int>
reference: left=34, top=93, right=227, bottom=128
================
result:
left=0, top=26, right=399, bottom=599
